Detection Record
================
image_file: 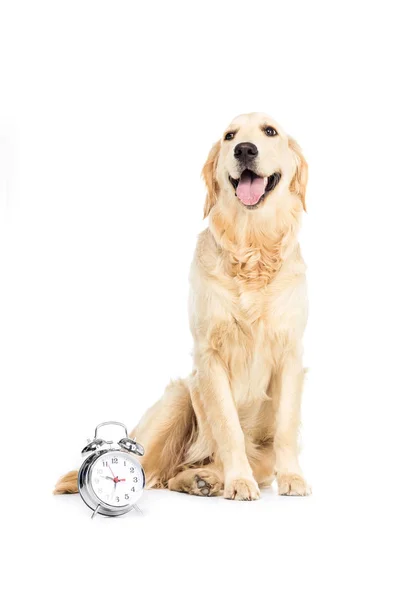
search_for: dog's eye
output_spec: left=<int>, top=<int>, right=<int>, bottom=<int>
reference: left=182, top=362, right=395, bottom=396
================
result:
left=224, top=132, right=235, bottom=141
left=264, top=126, right=278, bottom=137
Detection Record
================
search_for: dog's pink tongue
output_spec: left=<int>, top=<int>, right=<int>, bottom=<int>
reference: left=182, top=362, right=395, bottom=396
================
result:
left=236, top=172, right=265, bottom=206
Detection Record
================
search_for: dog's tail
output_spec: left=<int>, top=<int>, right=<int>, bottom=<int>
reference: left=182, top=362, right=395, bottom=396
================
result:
left=54, top=470, right=79, bottom=494
left=131, top=378, right=197, bottom=489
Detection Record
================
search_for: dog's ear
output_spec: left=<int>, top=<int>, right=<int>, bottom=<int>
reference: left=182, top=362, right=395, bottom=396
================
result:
left=288, top=137, right=308, bottom=211
left=202, top=140, right=221, bottom=218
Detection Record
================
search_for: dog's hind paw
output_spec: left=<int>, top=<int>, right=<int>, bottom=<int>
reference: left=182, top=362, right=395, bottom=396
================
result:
left=168, top=468, right=222, bottom=497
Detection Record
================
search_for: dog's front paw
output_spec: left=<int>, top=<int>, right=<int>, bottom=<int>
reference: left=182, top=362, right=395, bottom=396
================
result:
left=277, top=473, right=311, bottom=496
left=224, top=476, right=260, bottom=501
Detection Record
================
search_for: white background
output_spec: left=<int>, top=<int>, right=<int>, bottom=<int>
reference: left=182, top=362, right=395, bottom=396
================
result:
left=1, top=1, right=399, bottom=598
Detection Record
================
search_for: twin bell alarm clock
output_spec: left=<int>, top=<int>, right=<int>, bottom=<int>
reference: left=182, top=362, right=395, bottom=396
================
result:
left=79, top=421, right=146, bottom=518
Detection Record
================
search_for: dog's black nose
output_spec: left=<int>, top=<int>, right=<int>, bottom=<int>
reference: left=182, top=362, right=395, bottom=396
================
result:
left=234, top=142, right=258, bottom=160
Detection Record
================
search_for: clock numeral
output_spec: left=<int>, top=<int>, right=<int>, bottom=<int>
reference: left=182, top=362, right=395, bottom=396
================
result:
left=116, top=496, right=120, bottom=503
left=124, top=461, right=126, bottom=467
left=111, top=458, right=118, bottom=464
left=98, top=488, right=103, bottom=494
left=125, top=494, right=129, bottom=500
left=102, top=461, right=108, bottom=467
left=131, top=486, right=135, bottom=492
left=130, top=467, right=135, bottom=473
left=132, top=477, right=138, bottom=483
left=94, top=478, right=99, bottom=484
left=97, top=469, right=103, bottom=474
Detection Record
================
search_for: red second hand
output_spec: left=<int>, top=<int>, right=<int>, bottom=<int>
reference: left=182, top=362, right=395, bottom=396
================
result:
left=108, top=463, right=126, bottom=483
left=108, top=464, right=118, bottom=482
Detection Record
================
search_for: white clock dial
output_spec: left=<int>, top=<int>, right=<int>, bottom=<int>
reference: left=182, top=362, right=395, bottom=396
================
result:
left=90, top=451, right=144, bottom=507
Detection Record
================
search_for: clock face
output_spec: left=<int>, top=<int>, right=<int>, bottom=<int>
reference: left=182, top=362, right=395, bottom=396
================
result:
left=90, top=451, right=144, bottom=508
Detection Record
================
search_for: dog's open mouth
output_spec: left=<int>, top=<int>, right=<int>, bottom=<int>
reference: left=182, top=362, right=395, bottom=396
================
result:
left=229, top=169, right=281, bottom=208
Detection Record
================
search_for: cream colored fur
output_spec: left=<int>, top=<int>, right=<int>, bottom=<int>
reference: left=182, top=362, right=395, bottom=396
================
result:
left=54, top=112, right=311, bottom=500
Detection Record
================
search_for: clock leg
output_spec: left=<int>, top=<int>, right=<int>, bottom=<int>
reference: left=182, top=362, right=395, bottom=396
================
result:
left=91, top=504, right=100, bottom=520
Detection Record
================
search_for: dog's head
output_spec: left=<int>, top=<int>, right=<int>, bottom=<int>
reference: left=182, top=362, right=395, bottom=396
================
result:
left=202, top=112, right=307, bottom=217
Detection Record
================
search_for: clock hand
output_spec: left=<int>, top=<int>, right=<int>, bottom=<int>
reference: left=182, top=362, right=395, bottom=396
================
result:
left=108, top=464, right=123, bottom=483
left=107, top=465, right=126, bottom=484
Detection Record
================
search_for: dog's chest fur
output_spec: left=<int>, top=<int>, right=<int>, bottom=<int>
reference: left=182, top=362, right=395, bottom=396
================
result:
left=192, top=228, right=306, bottom=407
left=216, top=266, right=285, bottom=405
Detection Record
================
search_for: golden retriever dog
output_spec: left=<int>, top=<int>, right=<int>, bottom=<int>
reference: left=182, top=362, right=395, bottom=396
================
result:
left=55, top=112, right=311, bottom=500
